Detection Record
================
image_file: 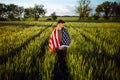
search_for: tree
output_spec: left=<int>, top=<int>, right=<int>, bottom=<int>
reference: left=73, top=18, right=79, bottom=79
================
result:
left=4, top=4, right=24, bottom=20
left=7, top=4, right=19, bottom=19
left=24, top=4, right=46, bottom=20
left=17, top=6, right=24, bottom=18
left=34, top=4, right=46, bottom=20
left=96, top=1, right=120, bottom=20
left=96, top=5, right=103, bottom=17
left=76, top=0, right=91, bottom=20
left=0, top=3, right=46, bottom=21
left=101, top=1, right=112, bottom=19
left=24, top=8, right=34, bottom=18
left=0, top=3, right=24, bottom=20
left=115, top=2, right=120, bottom=17
left=111, top=2, right=120, bottom=17
left=50, top=12, right=57, bottom=20
left=0, top=3, right=7, bottom=18
left=96, top=1, right=112, bottom=20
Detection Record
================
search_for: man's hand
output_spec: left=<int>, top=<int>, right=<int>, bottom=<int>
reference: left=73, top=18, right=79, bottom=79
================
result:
left=59, top=47, right=67, bottom=50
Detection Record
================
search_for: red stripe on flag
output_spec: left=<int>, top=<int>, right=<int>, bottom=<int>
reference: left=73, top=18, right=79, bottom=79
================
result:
left=49, top=28, right=60, bottom=52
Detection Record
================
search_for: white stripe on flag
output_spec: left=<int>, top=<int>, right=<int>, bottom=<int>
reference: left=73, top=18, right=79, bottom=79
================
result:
left=52, top=31, right=57, bottom=48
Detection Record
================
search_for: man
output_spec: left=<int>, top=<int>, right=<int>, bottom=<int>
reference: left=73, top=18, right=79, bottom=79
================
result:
left=49, top=20, right=70, bottom=80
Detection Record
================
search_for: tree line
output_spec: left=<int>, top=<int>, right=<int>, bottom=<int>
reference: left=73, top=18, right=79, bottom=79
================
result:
left=0, top=3, right=46, bottom=21
left=77, top=0, right=120, bottom=20
left=0, top=0, right=120, bottom=21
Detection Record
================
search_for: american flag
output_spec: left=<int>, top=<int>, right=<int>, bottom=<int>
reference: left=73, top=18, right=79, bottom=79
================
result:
left=49, top=27, right=70, bottom=52
left=60, top=27, right=70, bottom=47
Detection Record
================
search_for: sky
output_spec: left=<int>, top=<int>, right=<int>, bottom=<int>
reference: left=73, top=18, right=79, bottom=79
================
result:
left=0, top=0, right=119, bottom=16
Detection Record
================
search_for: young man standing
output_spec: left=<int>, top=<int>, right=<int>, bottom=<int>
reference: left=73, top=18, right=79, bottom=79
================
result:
left=49, top=20, right=70, bottom=80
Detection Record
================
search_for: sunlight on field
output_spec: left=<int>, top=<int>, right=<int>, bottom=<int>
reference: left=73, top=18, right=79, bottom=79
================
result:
left=0, top=21, right=120, bottom=80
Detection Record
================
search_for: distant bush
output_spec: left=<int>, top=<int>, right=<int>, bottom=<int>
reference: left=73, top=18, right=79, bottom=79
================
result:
left=6, top=18, right=19, bottom=21
left=46, top=18, right=52, bottom=21
left=109, top=16, right=120, bottom=20
left=24, top=18, right=35, bottom=21
left=0, top=18, right=7, bottom=21
left=0, top=17, right=21, bottom=21
left=98, top=17, right=105, bottom=20
left=91, top=15, right=99, bottom=20
left=84, top=17, right=92, bottom=20
left=50, top=12, right=57, bottom=20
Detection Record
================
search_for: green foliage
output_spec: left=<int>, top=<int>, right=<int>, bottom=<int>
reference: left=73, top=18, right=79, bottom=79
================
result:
left=46, top=18, right=52, bottom=21
left=91, top=14, right=99, bottom=20
left=35, top=5, right=46, bottom=20
left=109, top=16, right=120, bottom=20
left=76, top=0, right=91, bottom=20
left=50, top=12, right=57, bottom=20
left=98, top=17, right=105, bottom=20
left=95, top=1, right=120, bottom=20
left=0, top=3, right=46, bottom=21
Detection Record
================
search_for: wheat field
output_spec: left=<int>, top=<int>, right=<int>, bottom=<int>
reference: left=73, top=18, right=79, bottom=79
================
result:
left=0, top=21, right=120, bottom=80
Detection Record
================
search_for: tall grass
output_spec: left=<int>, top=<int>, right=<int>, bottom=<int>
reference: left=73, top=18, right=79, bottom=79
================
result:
left=0, top=22, right=120, bottom=80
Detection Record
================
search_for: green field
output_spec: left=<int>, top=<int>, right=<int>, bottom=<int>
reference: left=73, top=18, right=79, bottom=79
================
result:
left=0, top=21, right=120, bottom=80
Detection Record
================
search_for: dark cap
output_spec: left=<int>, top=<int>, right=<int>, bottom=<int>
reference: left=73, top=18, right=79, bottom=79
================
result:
left=57, top=20, right=65, bottom=24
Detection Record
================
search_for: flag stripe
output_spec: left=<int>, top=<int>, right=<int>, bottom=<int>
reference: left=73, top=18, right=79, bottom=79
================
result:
left=53, top=30, right=57, bottom=48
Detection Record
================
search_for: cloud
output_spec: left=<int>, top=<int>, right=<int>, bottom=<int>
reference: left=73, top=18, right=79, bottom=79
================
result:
left=56, top=6, right=71, bottom=13
left=46, top=5, right=76, bottom=16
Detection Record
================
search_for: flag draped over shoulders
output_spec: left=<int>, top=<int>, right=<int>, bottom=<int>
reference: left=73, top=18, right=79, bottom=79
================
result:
left=49, top=27, right=70, bottom=52
left=49, top=28, right=60, bottom=52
